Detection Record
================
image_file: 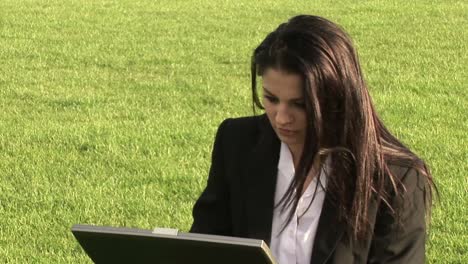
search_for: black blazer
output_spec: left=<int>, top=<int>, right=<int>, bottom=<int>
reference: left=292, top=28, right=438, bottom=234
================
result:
left=190, top=115, right=427, bottom=264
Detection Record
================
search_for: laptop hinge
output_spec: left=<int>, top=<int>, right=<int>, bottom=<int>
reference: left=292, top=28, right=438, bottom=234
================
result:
left=152, top=227, right=179, bottom=236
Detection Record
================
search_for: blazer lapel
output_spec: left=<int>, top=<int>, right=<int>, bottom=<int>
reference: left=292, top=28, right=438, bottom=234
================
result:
left=310, top=194, right=345, bottom=264
left=243, top=115, right=345, bottom=263
left=244, top=115, right=280, bottom=245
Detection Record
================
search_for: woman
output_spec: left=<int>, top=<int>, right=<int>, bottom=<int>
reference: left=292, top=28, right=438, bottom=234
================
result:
left=190, top=15, right=435, bottom=264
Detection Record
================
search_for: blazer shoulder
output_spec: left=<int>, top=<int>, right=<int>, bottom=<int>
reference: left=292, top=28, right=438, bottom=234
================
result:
left=214, top=114, right=272, bottom=156
left=386, top=164, right=427, bottom=194
left=218, top=115, right=267, bottom=140
left=222, top=115, right=265, bottom=130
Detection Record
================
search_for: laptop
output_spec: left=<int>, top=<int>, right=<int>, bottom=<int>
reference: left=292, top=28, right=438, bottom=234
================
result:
left=71, top=224, right=277, bottom=264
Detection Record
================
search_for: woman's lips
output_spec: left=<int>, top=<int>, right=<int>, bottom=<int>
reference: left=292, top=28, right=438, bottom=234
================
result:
left=277, top=127, right=297, bottom=137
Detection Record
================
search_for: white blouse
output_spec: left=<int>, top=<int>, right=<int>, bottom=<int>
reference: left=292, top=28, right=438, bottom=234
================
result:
left=270, top=142, right=327, bottom=264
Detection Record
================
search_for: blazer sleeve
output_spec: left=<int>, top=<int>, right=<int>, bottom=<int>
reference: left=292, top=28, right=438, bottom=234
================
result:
left=368, top=168, right=428, bottom=264
left=190, top=119, right=232, bottom=236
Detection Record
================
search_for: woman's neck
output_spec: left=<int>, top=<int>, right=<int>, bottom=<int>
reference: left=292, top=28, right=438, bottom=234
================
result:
left=287, top=144, right=303, bottom=169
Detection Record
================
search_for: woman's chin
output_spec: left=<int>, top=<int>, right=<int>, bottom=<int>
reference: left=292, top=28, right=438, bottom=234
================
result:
left=277, top=134, right=299, bottom=145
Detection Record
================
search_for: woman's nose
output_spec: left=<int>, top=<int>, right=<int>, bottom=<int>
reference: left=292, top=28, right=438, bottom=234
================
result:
left=275, top=104, right=293, bottom=125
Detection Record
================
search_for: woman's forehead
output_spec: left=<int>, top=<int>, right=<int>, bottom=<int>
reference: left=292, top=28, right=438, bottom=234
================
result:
left=262, top=68, right=303, bottom=96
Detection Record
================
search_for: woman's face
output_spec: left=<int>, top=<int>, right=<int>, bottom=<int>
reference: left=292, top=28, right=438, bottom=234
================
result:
left=262, top=68, right=307, bottom=151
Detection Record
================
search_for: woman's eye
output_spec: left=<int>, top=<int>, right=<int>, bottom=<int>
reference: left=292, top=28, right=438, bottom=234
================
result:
left=294, top=102, right=305, bottom=108
left=264, top=95, right=278, bottom=103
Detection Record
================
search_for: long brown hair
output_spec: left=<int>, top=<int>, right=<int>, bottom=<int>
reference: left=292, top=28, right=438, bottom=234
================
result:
left=251, top=15, right=436, bottom=239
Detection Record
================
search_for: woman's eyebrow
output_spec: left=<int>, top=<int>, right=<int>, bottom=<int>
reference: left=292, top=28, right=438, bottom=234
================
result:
left=262, top=87, right=304, bottom=101
left=262, top=87, right=275, bottom=96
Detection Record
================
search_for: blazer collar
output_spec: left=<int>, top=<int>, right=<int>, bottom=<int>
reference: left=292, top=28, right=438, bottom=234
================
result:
left=244, top=114, right=345, bottom=264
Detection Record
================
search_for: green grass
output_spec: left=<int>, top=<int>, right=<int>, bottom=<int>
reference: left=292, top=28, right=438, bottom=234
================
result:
left=0, top=0, right=466, bottom=262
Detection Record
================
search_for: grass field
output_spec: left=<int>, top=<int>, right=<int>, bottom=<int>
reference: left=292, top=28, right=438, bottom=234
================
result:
left=0, top=0, right=466, bottom=262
